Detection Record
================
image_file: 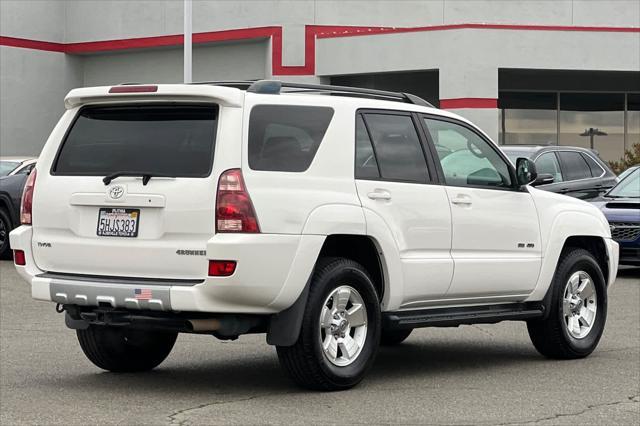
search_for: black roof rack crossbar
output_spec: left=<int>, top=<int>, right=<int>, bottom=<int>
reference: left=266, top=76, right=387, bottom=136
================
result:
left=192, top=80, right=257, bottom=89
left=192, top=79, right=435, bottom=108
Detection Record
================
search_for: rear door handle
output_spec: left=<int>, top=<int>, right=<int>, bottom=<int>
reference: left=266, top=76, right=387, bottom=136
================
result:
left=367, top=190, right=391, bottom=201
left=451, top=194, right=472, bottom=206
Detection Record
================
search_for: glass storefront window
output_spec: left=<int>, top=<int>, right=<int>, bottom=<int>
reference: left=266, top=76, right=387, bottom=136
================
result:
left=628, top=94, right=640, bottom=150
left=557, top=93, right=626, bottom=163
left=499, top=92, right=557, bottom=145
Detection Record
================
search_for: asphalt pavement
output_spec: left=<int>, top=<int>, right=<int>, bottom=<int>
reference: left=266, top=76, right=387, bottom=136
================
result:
left=1, top=261, right=638, bottom=425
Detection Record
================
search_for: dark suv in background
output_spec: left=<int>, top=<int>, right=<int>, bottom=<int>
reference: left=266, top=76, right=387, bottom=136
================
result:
left=501, top=146, right=617, bottom=200
left=0, top=158, right=37, bottom=258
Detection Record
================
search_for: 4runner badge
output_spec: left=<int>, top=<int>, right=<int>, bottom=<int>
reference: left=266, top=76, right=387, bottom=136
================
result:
left=108, top=185, right=125, bottom=200
left=176, top=250, right=206, bottom=256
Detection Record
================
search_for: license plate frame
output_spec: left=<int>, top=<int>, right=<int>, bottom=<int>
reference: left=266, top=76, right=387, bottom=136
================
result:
left=96, top=208, right=140, bottom=238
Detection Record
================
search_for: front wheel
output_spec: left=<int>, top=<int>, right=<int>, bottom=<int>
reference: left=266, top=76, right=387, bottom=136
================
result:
left=77, top=325, right=177, bottom=372
left=276, top=258, right=381, bottom=391
left=527, top=248, right=607, bottom=359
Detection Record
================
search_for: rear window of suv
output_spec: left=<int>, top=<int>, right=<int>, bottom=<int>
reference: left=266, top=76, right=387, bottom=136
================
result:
left=248, top=105, right=334, bottom=172
left=53, top=105, right=218, bottom=177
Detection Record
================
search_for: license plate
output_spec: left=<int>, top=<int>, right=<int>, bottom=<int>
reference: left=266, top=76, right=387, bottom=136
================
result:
left=97, top=208, right=140, bottom=237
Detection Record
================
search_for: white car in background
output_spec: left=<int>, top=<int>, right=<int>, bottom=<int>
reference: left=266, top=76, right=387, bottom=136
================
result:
left=10, top=81, right=618, bottom=391
left=0, top=157, right=36, bottom=177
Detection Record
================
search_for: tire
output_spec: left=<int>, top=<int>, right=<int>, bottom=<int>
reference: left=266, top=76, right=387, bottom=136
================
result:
left=0, top=208, right=12, bottom=260
left=380, top=328, right=413, bottom=346
left=77, top=325, right=177, bottom=372
left=527, top=248, right=607, bottom=359
left=276, top=257, right=381, bottom=391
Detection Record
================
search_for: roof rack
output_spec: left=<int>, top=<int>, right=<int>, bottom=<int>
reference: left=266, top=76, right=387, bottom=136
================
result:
left=193, top=79, right=435, bottom=108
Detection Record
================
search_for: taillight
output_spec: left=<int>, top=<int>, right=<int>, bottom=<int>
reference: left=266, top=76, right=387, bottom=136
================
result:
left=216, top=169, right=260, bottom=233
left=20, top=169, right=37, bottom=225
left=14, top=250, right=26, bottom=266
left=208, top=260, right=237, bottom=276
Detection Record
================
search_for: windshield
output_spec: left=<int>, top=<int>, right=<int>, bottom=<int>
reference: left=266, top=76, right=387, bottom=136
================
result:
left=608, top=168, right=639, bottom=198
left=53, top=105, right=218, bottom=177
left=0, top=161, right=20, bottom=176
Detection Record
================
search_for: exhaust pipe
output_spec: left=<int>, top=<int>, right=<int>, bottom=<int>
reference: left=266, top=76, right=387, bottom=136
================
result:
left=187, top=316, right=263, bottom=336
left=188, top=319, right=222, bottom=332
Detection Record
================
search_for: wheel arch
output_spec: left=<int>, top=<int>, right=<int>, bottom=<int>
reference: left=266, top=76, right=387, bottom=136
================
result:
left=526, top=210, right=612, bottom=305
left=317, top=234, right=386, bottom=302
left=562, top=236, right=609, bottom=287
left=267, top=233, right=387, bottom=347
left=536, top=235, right=610, bottom=320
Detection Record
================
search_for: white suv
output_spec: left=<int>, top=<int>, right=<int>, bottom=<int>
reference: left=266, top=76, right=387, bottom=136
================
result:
left=10, top=81, right=618, bottom=390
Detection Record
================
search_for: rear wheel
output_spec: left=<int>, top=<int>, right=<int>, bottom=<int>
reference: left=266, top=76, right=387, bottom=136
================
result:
left=277, top=258, right=381, bottom=391
left=380, top=328, right=413, bottom=346
left=0, top=208, right=12, bottom=259
left=77, top=325, right=177, bottom=372
left=527, top=248, right=607, bottom=359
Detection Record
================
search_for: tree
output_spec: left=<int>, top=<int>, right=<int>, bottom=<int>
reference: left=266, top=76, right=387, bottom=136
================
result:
left=609, top=143, right=640, bottom=175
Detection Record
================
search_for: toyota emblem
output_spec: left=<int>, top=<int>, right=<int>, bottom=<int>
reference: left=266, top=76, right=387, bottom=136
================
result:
left=108, top=185, right=125, bottom=200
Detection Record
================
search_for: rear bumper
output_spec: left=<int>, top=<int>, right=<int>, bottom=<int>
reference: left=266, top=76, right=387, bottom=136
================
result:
left=9, top=226, right=325, bottom=314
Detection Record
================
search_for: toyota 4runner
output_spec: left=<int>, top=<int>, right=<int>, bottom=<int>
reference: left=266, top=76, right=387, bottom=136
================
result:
left=10, top=80, right=619, bottom=390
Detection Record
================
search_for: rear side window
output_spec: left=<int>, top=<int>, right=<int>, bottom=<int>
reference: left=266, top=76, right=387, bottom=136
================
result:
left=361, top=113, right=429, bottom=183
left=558, top=151, right=591, bottom=181
left=581, top=153, right=605, bottom=177
left=54, top=105, right=218, bottom=177
left=355, top=115, right=380, bottom=179
left=248, top=105, right=334, bottom=172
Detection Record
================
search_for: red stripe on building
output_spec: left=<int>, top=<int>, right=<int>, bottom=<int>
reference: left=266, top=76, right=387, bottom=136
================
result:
left=0, top=36, right=65, bottom=52
left=440, top=98, right=498, bottom=109
left=2, top=23, right=638, bottom=77
left=315, top=22, right=640, bottom=38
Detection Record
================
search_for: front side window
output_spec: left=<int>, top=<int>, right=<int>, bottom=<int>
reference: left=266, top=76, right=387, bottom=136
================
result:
left=535, top=152, right=563, bottom=183
left=248, top=105, right=334, bottom=172
left=557, top=151, right=592, bottom=181
left=361, top=113, right=429, bottom=183
left=54, top=105, right=218, bottom=177
left=423, top=118, right=512, bottom=188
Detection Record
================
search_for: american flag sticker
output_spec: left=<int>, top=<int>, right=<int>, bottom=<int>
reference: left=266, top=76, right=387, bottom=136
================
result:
left=134, top=288, right=153, bottom=301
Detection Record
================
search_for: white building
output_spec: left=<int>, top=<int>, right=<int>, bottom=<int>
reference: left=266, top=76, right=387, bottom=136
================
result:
left=1, top=0, right=639, bottom=162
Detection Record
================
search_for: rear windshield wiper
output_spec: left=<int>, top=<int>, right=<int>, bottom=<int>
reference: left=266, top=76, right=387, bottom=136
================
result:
left=103, top=171, right=175, bottom=186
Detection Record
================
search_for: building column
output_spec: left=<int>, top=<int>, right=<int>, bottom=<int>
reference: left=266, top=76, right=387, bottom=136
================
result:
left=439, top=65, right=500, bottom=142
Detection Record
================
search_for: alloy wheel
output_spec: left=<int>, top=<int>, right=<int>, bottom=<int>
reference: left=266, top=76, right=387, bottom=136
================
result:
left=319, top=285, right=368, bottom=367
left=563, top=271, right=597, bottom=339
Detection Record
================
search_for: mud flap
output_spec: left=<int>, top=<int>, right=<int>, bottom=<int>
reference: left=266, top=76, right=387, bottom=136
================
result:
left=266, top=276, right=311, bottom=346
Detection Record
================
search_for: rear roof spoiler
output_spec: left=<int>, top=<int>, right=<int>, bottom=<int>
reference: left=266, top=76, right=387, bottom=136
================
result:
left=64, top=84, right=244, bottom=109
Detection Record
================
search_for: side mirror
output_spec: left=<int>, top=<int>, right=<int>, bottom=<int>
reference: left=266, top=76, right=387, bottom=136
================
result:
left=531, top=173, right=555, bottom=186
left=516, top=157, right=538, bottom=187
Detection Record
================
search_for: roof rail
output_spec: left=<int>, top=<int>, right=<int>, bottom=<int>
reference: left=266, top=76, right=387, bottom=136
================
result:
left=193, top=79, right=435, bottom=108
left=192, top=80, right=256, bottom=90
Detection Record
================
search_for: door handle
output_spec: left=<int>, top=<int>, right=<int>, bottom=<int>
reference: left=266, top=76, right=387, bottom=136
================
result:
left=451, top=194, right=472, bottom=206
left=367, top=190, right=391, bottom=201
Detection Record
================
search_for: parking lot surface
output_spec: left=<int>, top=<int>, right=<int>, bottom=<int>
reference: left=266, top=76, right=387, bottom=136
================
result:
left=1, top=261, right=638, bottom=425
